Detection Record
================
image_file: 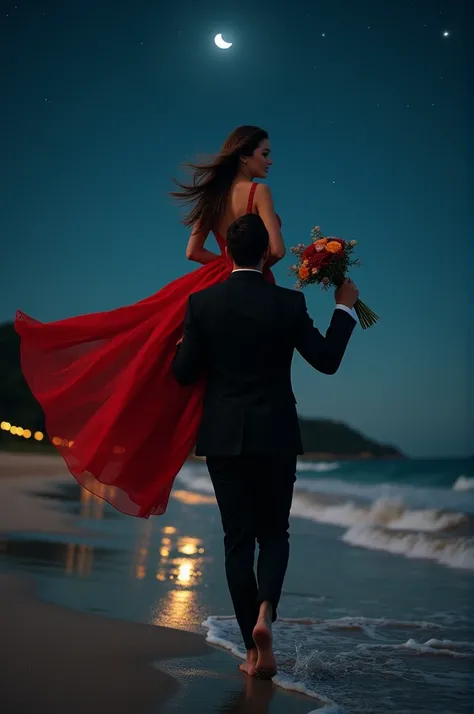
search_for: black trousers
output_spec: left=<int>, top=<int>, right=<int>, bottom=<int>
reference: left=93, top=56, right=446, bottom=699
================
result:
left=206, top=453, right=297, bottom=651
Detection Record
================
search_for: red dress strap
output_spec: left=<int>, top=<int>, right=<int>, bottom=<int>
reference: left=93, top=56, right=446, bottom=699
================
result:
left=247, top=182, right=258, bottom=213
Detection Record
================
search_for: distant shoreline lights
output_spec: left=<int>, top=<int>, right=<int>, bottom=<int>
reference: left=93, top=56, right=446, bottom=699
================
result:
left=1, top=420, right=44, bottom=442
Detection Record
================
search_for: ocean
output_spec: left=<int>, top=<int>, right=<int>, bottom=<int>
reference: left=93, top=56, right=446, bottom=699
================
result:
left=179, top=458, right=474, bottom=571
left=2, top=456, right=473, bottom=713
left=184, top=457, right=474, bottom=713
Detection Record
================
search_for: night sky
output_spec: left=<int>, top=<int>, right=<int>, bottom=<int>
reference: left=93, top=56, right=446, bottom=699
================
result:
left=1, top=1, right=471, bottom=457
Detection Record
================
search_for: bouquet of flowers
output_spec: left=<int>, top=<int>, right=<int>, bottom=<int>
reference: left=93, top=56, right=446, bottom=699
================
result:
left=290, top=226, right=379, bottom=329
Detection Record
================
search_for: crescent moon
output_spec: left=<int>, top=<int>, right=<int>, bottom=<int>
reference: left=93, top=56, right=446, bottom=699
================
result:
left=214, top=33, right=232, bottom=50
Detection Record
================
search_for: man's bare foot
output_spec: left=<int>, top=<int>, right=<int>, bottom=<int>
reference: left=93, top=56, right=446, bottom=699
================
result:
left=239, top=648, right=257, bottom=676
left=252, top=602, right=277, bottom=679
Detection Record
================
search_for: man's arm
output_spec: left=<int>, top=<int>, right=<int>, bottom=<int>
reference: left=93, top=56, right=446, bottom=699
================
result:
left=294, top=293, right=356, bottom=375
left=172, top=295, right=205, bottom=386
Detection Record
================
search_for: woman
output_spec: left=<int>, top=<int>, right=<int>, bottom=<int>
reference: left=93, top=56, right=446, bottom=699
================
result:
left=15, top=125, right=285, bottom=518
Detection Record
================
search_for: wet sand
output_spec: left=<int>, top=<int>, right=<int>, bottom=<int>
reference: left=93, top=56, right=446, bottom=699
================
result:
left=0, top=573, right=209, bottom=714
left=0, top=451, right=81, bottom=534
left=0, top=451, right=321, bottom=714
left=0, top=450, right=65, bottom=479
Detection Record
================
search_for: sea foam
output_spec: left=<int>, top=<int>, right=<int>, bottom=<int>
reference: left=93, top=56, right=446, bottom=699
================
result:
left=453, top=475, right=474, bottom=491
left=202, top=614, right=467, bottom=714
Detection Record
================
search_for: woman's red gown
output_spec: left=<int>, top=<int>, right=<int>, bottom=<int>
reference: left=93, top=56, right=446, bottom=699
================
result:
left=14, top=183, right=275, bottom=517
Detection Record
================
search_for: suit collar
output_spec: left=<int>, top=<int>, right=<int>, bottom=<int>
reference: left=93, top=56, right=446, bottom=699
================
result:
left=229, top=269, right=264, bottom=281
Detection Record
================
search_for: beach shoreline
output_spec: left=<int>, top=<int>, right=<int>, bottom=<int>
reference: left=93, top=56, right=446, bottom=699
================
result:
left=2, top=452, right=471, bottom=712
left=0, top=451, right=84, bottom=534
left=0, top=451, right=206, bottom=714
left=0, top=450, right=325, bottom=714
left=0, top=451, right=209, bottom=713
left=0, top=572, right=211, bottom=714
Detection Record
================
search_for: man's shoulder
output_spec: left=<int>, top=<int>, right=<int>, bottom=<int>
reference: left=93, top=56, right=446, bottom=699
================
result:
left=272, top=283, right=304, bottom=300
left=189, top=281, right=227, bottom=305
left=268, top=282, right=306, bottom=310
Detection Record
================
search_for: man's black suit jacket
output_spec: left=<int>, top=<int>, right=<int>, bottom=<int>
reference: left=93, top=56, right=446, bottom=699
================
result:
left=173, top=270, right=356, bottom=457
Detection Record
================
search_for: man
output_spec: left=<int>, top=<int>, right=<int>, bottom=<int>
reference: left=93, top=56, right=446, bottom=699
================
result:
left=173, top=213, right=358, bottom=679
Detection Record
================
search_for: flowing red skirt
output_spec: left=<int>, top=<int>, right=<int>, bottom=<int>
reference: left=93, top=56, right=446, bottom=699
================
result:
left=15, top=257, right=274, bottom=518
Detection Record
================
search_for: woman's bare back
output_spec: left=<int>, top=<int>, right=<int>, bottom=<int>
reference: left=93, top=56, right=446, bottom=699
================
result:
left=214, top=180, right=256, bottom=238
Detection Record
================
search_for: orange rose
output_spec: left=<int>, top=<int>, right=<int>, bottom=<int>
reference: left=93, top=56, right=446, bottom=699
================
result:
left=325, top=240, right=343, bottom=253
left=314, top=238, right=328, bottom=246
left=298, top=265, right=310, bottom=280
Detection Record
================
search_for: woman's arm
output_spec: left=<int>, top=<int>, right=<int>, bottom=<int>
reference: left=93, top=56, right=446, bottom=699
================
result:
left=185, top=224, right=221, bottom=265
left=255, top=184, right=286, bottom=266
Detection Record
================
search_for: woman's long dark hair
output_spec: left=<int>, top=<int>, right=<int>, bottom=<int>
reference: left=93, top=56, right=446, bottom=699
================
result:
left=171, top=125, right=268, bottom=236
